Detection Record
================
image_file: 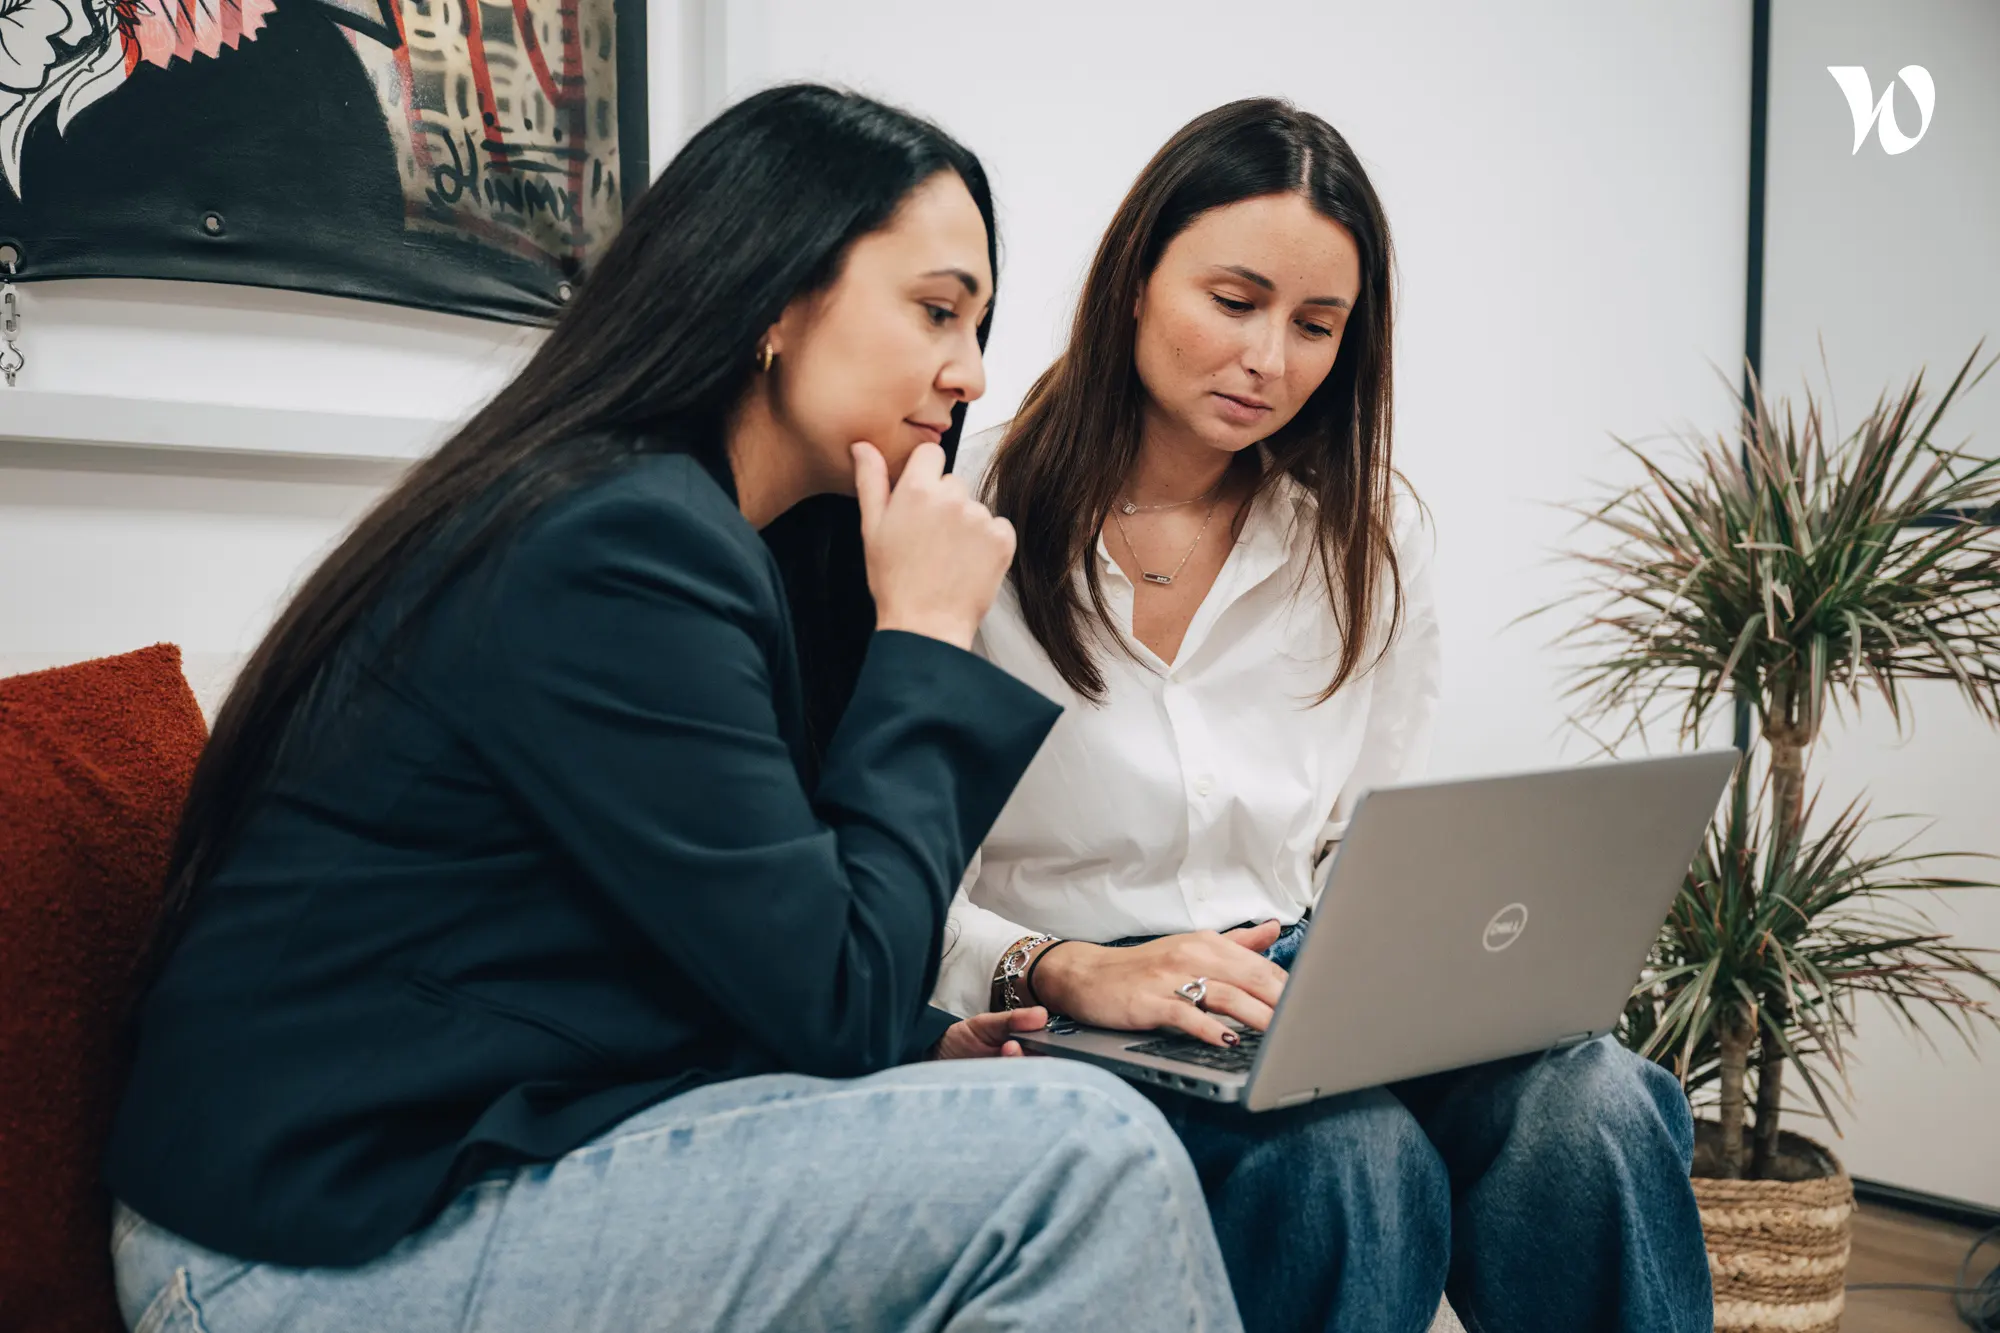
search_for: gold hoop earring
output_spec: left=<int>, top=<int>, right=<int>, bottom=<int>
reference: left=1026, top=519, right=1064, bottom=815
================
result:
left=757, top=343, right=775, bottom=373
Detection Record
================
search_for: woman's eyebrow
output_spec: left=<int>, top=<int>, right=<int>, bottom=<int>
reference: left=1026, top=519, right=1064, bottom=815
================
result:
left=1215, top=264, right=1352, bottom=311
left=923, top=267, right=986, bottom=297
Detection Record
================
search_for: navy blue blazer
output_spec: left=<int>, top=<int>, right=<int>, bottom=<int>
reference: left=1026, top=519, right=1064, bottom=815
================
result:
left=103, top=450, right=1060, bottom=1267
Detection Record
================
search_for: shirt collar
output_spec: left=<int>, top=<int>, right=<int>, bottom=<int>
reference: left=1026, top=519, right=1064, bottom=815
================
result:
left=1237, top=439, right=1313, bottom=564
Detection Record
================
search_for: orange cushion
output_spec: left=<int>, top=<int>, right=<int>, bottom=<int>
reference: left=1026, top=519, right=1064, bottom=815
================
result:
left=0, top=645, right=207, bottom=1333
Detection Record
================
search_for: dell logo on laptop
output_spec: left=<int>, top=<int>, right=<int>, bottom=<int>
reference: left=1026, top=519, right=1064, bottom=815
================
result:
left=1483, top=903, right=1529, bottom=952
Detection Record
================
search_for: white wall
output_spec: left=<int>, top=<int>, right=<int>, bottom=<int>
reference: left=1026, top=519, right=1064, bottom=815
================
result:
left=714, top=0, right=1753, bottom=785
left=0, top=441, right=394, bottom=711
left=0, top=281, right=533, bottom=711
left=1758, top=0, right=2000, bottom=1208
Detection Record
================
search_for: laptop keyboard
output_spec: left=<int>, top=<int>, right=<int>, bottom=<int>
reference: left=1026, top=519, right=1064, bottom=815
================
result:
left=1126, top=1030, right=1263, bottom=1075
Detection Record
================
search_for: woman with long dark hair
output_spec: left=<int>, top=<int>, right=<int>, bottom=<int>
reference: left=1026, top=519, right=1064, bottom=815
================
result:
left=102, top=85, right=1241, bottom=1333
left=933, top=99, right=1712, bottom=1333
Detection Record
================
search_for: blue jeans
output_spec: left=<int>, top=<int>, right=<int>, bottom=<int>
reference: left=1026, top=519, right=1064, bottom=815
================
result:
left=1136, top=921, right=1712, bottom=1333
left=112, top=1059, right=1243, bottom=1332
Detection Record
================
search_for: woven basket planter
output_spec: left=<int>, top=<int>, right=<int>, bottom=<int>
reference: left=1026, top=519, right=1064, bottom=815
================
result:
left=1693, top=1126, right=1854, bottom=1333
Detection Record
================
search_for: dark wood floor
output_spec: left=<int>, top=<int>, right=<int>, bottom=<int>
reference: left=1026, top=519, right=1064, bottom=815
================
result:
left=1845, top=1201, right=1996, bottom=1332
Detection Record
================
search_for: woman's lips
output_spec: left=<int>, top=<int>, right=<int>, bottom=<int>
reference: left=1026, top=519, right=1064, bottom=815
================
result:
left=1213, top=392, right=1273, bottom=425
left=906, top=419, right=948, bottom=444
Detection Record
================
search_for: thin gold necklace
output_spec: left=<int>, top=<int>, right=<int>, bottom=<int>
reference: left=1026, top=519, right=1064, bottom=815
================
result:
left=1117, top=479, right=1221, bottom=515
left=1111, top=491, right=1222, bottom=586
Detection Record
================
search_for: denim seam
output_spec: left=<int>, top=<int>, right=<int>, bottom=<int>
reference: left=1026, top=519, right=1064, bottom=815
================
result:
left=174, top=1267, right=215, bottom=1333
left=450, top=1185, right=512, bottom=1333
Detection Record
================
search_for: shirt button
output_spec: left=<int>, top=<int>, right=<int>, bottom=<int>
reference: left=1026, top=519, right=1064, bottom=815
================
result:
left=1195, top=777, right=1214, bottom=797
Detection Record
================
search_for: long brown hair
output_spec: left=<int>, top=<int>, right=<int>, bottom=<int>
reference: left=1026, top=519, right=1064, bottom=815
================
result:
left=986, top=97, right=1403, bottom=701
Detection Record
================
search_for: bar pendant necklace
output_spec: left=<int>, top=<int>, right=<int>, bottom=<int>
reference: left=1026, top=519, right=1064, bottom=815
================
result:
left=1112, top=492, right=1221, bottom=586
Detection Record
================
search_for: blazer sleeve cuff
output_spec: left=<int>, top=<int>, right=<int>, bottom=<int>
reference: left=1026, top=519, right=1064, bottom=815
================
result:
left=901, top=1005, right=960, bottom=1063
left=820, top=629, right=1063, bottom=858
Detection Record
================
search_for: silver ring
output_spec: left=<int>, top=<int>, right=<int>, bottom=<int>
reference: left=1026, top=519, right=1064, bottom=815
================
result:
left=1176, top=977, right=1209, bottom=1009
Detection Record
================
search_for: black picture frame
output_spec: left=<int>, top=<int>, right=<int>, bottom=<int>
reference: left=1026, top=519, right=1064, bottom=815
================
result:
left=0, top=0, right=650, bottom=327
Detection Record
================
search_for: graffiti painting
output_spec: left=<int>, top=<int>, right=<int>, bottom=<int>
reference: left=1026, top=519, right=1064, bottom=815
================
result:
left=0, top=0, right=648, bottom=323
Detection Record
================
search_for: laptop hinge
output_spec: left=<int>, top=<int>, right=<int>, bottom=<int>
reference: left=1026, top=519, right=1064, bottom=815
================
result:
left=1275, top=1089, right=1320, bottom=1109
left=1551, top=1031, right=1595, bottom=1050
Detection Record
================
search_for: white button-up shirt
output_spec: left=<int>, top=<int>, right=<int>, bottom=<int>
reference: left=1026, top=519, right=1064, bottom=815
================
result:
left=932, top=424, right=1443, bottom=1017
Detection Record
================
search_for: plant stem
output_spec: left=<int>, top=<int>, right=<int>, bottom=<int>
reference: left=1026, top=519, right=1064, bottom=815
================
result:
left=1751, top=1009, right=1787, bottom=1178
left=1767, top=725, right=1809, bottom=845
left=1716, top=1013, right=1753, bottom=1180
left=1755, top=722, right=1810, bottom=1178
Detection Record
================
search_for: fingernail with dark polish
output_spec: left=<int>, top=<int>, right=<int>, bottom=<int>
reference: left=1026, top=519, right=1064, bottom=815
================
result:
left=1221, top=1031, right=1240, bottom=1046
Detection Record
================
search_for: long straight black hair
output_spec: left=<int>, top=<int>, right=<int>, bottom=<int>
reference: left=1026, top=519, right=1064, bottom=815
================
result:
left=145, top=84, right=995, bottom=978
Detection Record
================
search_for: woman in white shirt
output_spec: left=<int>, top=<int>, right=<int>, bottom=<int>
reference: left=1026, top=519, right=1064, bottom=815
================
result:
left=937, top=99, right=1711, bottom=1333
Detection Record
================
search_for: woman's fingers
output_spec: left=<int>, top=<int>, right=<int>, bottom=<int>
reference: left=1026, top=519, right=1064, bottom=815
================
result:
left=1152, top=928, right=1288, bottom=1000
left=1190, top=978, right=1276, bottom=1033
left=963, top=1008, right=1039, bottom=1045
left=988, top=513, right=1018, bottom=564
left=900, top=439, right=948, bottom=488
left=957, top=1011, right=1008, bottom=1046
left=992, top=1007, right=1045, bottom=1058
left=933, top=1007, right=1051, bottom=1060
left=1179, top=935, right=1288, bottom=1009
left=1028, top=929, right=1293, bottom=1038
left=971, top=1007, right=1049, bottom=1046
left=851, top=442, right=889, bottom=536
left=1222, top=919, right=1283, bottom=953
left=858, top=439, right=1012, bottom=651
left=1151, top=997, right=1244, bottom=1048
left=1003, top=1005, right=1049, bottom=1033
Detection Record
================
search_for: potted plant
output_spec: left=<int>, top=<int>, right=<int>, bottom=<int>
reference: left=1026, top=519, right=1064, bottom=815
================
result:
left=1546, top=348, right=2000, bottom=1332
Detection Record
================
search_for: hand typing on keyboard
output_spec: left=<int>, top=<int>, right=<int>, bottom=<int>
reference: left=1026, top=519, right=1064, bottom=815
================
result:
left=1127, top=1030, right=1263, bottom=1074
left=1024, top=922, right=1290, bottom=1050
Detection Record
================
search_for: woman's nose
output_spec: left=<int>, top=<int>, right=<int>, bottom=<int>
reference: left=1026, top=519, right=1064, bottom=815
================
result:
left=1243, top=319, right=1287, bottom=380
left=939, top=343, right=987, bottom=402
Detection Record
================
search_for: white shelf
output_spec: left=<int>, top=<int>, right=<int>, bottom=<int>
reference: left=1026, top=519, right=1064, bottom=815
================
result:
left=0, top=389, right=454, bottom=462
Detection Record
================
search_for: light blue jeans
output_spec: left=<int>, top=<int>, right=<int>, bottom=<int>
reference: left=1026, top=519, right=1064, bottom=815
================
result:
left=1156, top=921, right=1712, bottom=1333
left=112, top=1059, right=1243, bottom=1333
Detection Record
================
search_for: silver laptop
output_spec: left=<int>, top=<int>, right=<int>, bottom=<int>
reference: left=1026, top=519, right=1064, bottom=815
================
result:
left=1016, top=750, right=1737, bottom=1111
